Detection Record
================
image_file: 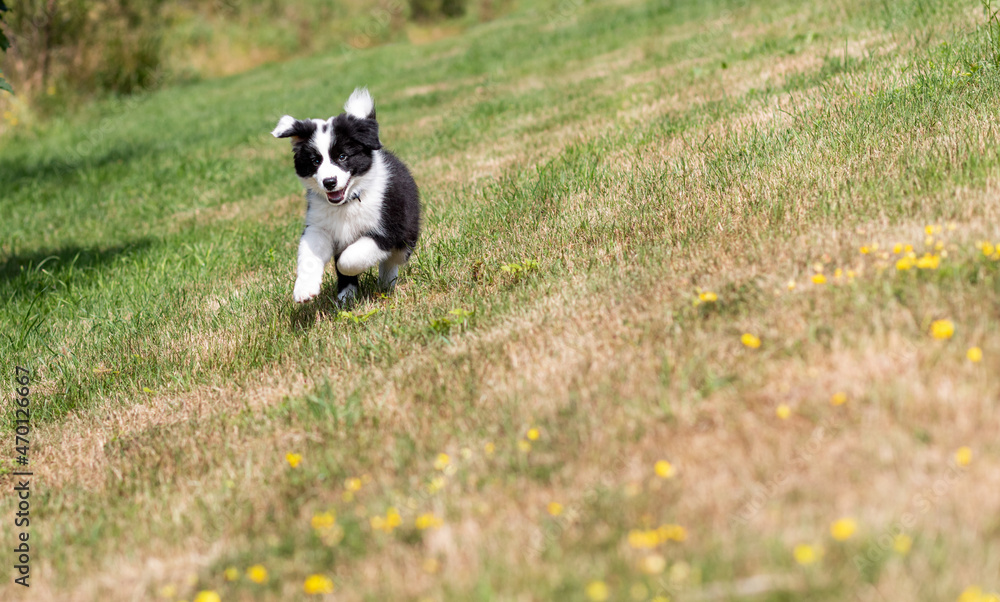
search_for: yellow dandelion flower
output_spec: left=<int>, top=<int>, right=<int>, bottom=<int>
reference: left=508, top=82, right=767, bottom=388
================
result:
left=847, top=269, right=856, bottom=279
left=955, top=446, right=973, bottom=467
left=925, top=225, right=935, bottom=235
left=699, top=291, right=718, bottom=302
left=967, top=347, right=983, bottom=363
left=741, top=333, right=761, bottom=349
left=527, top=427, right=540, bottom=441
left=303, top=574, right=334, bottom=595
left=193, top=592, right=220, bottom=602
left=247, top=564, right=268, bottom=584
left=658, top=524, right=688, bottom=542
left=776, top=404, right=791, bottom=420
left=433, top=453, right=450, bottom=470
left=834, top=268, right=843, bottom=278
left=915, top=254, right=940, bottom=269
left=830, top=392, right=847, bottom=406
left=893, top=243, right=903, bottom=254
left=935, top=240, right=945, bottom=250
left=285, top=453, right=302, bottom=468
left=630, top=583, right=649, bottom=600
left=669, top=561, right=691, bottom=584
left=893, top=534, right=912, bottom=556
left=959, top=586, right=984, bottom=602
left=930, top=319, right=955, bottom=340
left=311, top=511, right=336, bottom=530
left=811, top=273, right=827, bottom=284
left=585, top=580, right=609, bottom=602
left=793, top=544, right=818, bottom=565
left=639, top=554, right=667, bottom=575
left=860, top=246, right=870, bottom=254
left=345, top=477, right=362, bottom=492
left=904, top=244, right=914, bottom=253
left=628, top=529, right=659, bottom=549
left=386, top=507, right=402, bottom=529
left=547, top=502, right=563, bottom=517
left=224, top=566, right=239, bottom=581
left=415, top=513, right=443, bottom=530
left=983, top=243, right=995, bottom=256
left=422, top=557, right=441, bottom=574
left=484, top=442, right=495, bottom=455
left=896, top=257, right=913, bottom=271
left=654, top=460, right=675, bottom=479
left=426, top=476, right=445, bottom=494
left=830, top=517, right=857, bottom=541
left=787, top=280, right=796, bottom=290
left=517, top=440, right=532, bottom=453
left=925, top=236, right=934, bottom=247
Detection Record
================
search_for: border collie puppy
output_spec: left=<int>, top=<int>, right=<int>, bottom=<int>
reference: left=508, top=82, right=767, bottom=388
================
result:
left=271, top=88, right=420, bottom=304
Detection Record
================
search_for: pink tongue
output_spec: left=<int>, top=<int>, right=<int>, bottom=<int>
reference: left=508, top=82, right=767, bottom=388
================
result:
left=327, top=190, right=345, bottom=202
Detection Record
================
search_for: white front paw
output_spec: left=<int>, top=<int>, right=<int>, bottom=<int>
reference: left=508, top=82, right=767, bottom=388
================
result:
left=293, top=277, right=321, bottom=303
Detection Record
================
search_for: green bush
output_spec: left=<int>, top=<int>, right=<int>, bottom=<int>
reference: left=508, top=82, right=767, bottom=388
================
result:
left=1, top=0, right=165, bottom=103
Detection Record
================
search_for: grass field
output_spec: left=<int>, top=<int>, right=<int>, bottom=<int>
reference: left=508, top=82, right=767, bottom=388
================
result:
left=3, top=0, right=1000, bottom=599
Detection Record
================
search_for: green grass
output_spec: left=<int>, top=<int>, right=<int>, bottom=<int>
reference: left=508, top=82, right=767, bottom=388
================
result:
left=3, top=0, right=1000, bottom=600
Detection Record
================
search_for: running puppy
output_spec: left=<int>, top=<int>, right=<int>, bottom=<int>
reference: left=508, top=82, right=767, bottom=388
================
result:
left=272, top=88, right=420, bottom=303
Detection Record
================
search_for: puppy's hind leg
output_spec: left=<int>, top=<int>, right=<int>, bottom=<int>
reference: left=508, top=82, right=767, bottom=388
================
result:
left=378, top=248, right=410, bottom=290
left=336, top=236, right=390, bottom=302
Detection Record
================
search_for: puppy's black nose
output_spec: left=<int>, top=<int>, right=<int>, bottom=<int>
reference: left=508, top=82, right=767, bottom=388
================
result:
left=322, top=177, right=337, bottom=191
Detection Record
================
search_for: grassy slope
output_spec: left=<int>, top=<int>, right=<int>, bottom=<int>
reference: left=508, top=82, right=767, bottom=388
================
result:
left=3, top=0, right=1000, bottom=599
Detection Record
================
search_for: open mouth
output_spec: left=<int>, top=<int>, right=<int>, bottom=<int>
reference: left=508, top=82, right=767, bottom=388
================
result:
left=325, top=178, right=351, bottom=204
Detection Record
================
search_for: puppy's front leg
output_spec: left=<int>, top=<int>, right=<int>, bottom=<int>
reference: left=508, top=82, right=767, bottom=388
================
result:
left=293, top=227, right=333, bottom=303
left=336, top=236, right=390, bottom=278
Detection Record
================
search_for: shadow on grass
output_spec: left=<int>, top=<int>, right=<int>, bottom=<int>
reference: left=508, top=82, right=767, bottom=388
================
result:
left=0, top=140, right=156, bottom=195
left=288, top=276, right=389, bottom=331
left=0, top=239, right=156, bottom=299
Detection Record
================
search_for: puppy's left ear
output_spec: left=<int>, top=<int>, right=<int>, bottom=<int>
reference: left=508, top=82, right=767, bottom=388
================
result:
left=271, top=115, right=316, bottom=141
left=354, top=119, right=382, bottom=151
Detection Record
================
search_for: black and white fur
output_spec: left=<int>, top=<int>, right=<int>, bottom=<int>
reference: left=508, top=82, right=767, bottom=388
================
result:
left=271, top=88, right=420, bottom=304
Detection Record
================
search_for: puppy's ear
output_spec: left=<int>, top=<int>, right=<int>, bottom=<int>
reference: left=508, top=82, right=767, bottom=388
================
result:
left=271, top=116, right=316, bottom=141
left=344, top=87, right=376, bottom=120
left=353, top=119, right=382, bottom=151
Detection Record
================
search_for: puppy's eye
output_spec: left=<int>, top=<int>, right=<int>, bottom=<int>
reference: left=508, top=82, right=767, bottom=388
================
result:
left=311, top=156, right=322, bottom=166
left=338, top=153, right=348, bottom=161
